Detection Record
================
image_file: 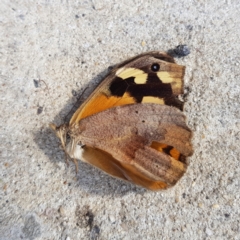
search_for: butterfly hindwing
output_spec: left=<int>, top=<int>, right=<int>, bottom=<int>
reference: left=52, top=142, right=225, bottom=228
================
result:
left=67, top=104, right=193, bottom=190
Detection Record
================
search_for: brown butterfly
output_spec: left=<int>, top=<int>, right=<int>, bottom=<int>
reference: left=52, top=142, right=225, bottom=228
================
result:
left=50, top=51, right=193, bottom=191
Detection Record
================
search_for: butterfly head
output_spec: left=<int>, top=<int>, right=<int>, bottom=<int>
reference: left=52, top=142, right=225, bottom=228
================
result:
left=49, top=123, right=84, bottom=168
left=49, top=123, right=70, bottom=151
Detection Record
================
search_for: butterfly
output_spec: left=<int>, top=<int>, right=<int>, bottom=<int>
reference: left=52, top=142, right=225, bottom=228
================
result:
left=50, top=51, right=193, bottom=191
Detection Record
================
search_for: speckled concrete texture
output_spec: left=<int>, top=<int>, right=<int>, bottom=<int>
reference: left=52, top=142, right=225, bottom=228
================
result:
left=0, top=1, right=239, bottom=239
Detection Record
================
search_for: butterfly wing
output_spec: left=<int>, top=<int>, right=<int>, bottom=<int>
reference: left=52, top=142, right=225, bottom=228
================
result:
left=67, top=104, right=192, bottom=190
left=80, top=146, right=181, bottom=190
left=70, top=51, right=185, bottom=125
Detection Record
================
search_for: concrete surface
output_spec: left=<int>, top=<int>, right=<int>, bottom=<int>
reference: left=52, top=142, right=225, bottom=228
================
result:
left=0, top=0, right=239, bottom=239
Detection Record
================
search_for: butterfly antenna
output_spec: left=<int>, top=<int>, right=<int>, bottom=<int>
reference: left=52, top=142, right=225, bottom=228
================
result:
left=73, top=159, right=78, bottom=173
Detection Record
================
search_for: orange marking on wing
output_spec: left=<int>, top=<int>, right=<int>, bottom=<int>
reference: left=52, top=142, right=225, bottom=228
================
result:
left=150, top=141, right=181, bottom=161
left=150, top=142, right=168, bottom=152
left=169, top=148, right=181, bottom=160
left=70, top=92, right=136, bottom=125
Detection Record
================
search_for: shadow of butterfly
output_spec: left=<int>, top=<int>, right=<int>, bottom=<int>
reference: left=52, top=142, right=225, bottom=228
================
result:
left=50, top=51, right=193, bottom=191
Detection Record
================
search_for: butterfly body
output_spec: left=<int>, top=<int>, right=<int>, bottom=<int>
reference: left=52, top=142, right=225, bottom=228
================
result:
left=51, top=52, right=193, bottom=190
